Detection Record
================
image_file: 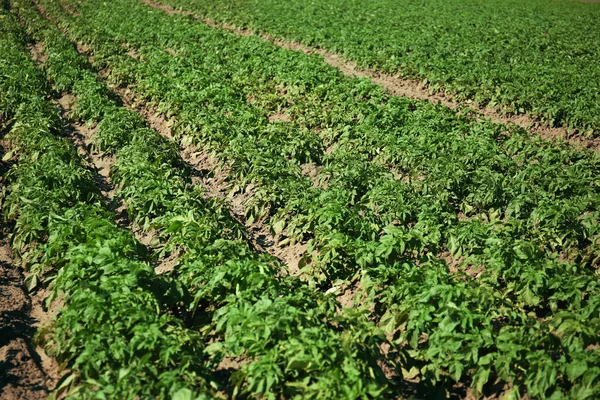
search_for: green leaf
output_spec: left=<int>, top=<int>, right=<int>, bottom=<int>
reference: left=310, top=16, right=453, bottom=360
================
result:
left=286, top=357, right=310, bottom=371
left=379, top=310, right=396, bottom=333
left=205, top=342, right=224, bottom=354
left=402, top=366, right=420, bottom=380
left=118, top=368, right=130, bottom=380
left=272, top=219, right=286, bottom=235
left=566, top=360, right=587, bottom=381
left=172, top=388, right=194, bottom=400
left=2, top=150, right=14, bottom=161
left=472, top=366, right=490, bottom=393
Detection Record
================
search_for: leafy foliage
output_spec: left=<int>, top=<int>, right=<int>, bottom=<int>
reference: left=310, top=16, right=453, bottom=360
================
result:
left=4, top=0, right=600, bottom=397
left=157, top=0, right=600, bottom=133
left=0, top=6, right=214, bottom=398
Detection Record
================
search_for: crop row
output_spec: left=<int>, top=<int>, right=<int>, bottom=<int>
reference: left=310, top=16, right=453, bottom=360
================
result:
left=152, top=0, right=600, bottom=134
left=32, top=0, right=600, bottom=397
left=9, top=0, right=404, bottom=398
left=0, top=6, right=218, bottom=399
left=49, top=0, right=600, bottom=287
left=49, top=0, right=600, bottom=318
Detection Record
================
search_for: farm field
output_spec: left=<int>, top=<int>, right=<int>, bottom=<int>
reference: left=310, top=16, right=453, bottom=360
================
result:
left=151, top=0, right=600, bottom=136
left=0, top=0, right=599, bottom=399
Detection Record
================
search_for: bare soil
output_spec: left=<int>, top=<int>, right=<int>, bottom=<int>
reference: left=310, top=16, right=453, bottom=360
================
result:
left=139, top=0, right=179, bottom=15
left=154, top=247, right=181, bottom=275
left=0, top=231, right=59, bottom=399
left=268, top=112, right=292, bottom=123
left=28, top=41, right=48, bottom=64
left=439, top=250, right=482, bottom=279
left=138, top=0, right=599, bottom=151
left=335, top=282, right=360, bottom=309
left=300, top=162, right=325, bottom=188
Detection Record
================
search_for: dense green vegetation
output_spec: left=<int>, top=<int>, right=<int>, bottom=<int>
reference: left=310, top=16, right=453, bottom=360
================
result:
left=0, top=7, right=215, bottom=398
left=1, top=0, right=599, bottom=398
left=155, top=0, right=600, bottom=134
left=4, top=0, right=396, bottom=398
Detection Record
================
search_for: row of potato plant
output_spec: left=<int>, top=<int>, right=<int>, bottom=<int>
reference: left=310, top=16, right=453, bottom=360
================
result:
left=34, top=0, right=600, bottom=397
left=37, top=0, right=597, bottom=393
left=155, top=0, right=600, bottom=134
left=11, top=0, right=400, bottom=398
left=0, top=5, right=216, bottom=399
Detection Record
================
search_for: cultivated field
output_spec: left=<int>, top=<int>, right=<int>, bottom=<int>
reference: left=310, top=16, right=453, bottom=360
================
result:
left=0, top=0, right=599, bottom=399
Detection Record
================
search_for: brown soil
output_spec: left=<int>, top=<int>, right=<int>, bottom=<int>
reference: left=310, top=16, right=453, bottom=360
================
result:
left=77, top=43, right=94, bottom=64
left=0, top=233, right=59, bottom=399
left=274, top=242, right=308, bottom=276
left=216, top=355, right=245, bottom=372
left=267, top=112, right=291, bottom=123
left=138, top=0, right=599, bottom=151
left=56, top=92, right=76, bottom=109
left=335, top=282, right=360, bottom=309
left=376, top=341, right=403, bottom=385
left=139, top=0, right=179, bottom=15
left=154, top=247, right=181, bottom=275
left=439, top=250, right=482, bottom=279
left=28, top=41, right=48, bottom=65
left=127, top=48, right=140, bottom=60
left=300, top=162, right=325, bottom=188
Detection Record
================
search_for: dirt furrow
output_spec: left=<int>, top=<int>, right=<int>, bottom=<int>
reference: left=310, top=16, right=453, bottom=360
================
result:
left=113, top=85, right=307, bottom=274
left=27, top=40, right=164, bottom=262
left=138, top=0, right=600, bottom=151
left=0, top=139, right=60, bottom=399
left=0, top=236, right=59, bottom=400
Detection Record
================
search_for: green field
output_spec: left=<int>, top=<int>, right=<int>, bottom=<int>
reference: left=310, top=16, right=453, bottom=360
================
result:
left=154, top=0, right=600, bottom=134
left=0, top=0, right=599, bottom=399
